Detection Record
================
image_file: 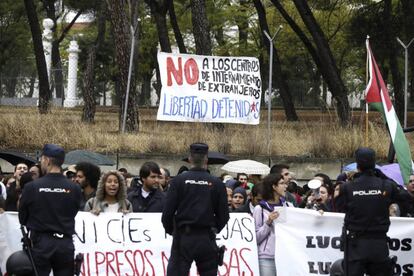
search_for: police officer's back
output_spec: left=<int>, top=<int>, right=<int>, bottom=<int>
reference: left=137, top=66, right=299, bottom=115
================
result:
left=162, top=143, right=229, bottom=276
left=337, top=147, right=402, bottom=276
left=19, top=144, right=81, bottom=276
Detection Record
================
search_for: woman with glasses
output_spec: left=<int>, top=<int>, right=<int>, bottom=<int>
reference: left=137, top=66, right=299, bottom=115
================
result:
left=253, top=173, right=294, bottom=276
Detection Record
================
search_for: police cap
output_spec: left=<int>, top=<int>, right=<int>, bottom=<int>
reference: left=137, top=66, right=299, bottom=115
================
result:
left=6, top=250, right=33, bottom=276
left=355, top=147, right=376, bottom=170
left=329, top=258, right=344, bottom=276
left=41, top=143, right=65, bottom=163
left=190, top=143, right=209, bottom=155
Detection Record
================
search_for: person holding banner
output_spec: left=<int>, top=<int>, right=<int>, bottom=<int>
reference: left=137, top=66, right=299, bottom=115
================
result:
left=75, top=162, right=101, bottom=211
left=253, top=173, right=293, bottom=276
left=18, top=144, right=81, bottom=276
left=84, top=170, right=133, bottom=214
left=162, top=143, right=229, bottom=276
left=336, top=147, right=405, bottom=276
left=128, top=161, right=165, bottom=212
left=405, top=174, right=414, bottom=216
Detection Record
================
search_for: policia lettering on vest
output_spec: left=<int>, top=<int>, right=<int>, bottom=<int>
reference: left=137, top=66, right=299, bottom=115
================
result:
left=18, top=144, right=81, bottom=276
left=162, top=143, right=230, bottom=276
left=336, top=147, right=407, bottom=276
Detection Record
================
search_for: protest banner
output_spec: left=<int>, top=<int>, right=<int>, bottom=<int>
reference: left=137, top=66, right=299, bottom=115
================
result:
left=0, top=212, right=259, bottom=276
left=275, top=208, right=414, bottom=276
left=3, top=209, right=412, bottom=275
left=157, top=52, right=262, bottom=125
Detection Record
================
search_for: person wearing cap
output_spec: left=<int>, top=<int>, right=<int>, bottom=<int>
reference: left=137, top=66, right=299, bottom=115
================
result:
left=162, top=143, right=229, bottom=276
left=336, top=147, right=406, bottom=276
left=63, top=165, right=77, bottom=182
left=18, top=144, right=81, bottom=276
left=230, top=187, right=247, bottom=211
left=235, top=184, right=263, bottom=215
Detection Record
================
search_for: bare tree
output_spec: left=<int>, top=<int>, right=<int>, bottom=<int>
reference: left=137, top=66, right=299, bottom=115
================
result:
left=144, top=0, right=174, bottom=101
left=291, top=0, right=350, bottom=125
left=144, top=0, right=171, bottom=52
left=106, top=0, right=139, bottom=132
left=191, top=0, right=212, bottom=55
left=384, top=0, right=403, bottom=120
left=43, top=0, right=83, bottom=101
left=269, top=0, right=350, bottom=124
left=82, top=1, right=107, bottom=123
left=169, top=0, right=187, bottom=53
left=400, top=0, right=414, bottom=104
left=236, top=0, right=249, bottom=51
left=23, top=0, right=51, bottom=114
left=253, top=0, right=298, bottom=121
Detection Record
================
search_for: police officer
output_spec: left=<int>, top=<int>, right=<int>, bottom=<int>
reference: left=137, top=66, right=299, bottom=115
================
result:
left=336, top=147, right=404, bottom=276
left=19, top=144, right=81, bottom=276
left=162, top=143, right=229, bottom=276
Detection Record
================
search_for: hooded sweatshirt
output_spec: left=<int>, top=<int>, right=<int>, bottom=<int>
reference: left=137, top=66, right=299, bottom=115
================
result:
left=252, top=199, right=292, bottom=259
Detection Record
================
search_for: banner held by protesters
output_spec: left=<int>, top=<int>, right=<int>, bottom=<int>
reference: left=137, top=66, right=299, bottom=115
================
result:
left=157, top=52, right=262, bottom=125
left=0, top=212, right=260, bottom=276
left=275, top=208, right=414, bottom=276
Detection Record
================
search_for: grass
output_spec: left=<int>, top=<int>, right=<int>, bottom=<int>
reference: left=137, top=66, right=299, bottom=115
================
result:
left=0, top=105, right=411, bottom=160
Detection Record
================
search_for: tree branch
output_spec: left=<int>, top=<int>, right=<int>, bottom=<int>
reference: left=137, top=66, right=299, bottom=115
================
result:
left=57, top=10, right=83, bottom=44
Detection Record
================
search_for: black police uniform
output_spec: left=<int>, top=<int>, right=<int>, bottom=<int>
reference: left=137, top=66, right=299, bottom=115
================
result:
left=19, top=173, right=81, bottom=276
left=162, top=162, right=229, bottom=276
left=337, top=169, right=402, bottom=276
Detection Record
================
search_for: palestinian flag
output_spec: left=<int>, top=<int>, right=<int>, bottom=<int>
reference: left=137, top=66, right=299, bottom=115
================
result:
left=365, top=40, right=414, bottom=184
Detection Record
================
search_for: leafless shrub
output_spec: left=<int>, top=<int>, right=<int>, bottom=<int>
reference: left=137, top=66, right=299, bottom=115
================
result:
left=0, top=106, right=402, bottom=159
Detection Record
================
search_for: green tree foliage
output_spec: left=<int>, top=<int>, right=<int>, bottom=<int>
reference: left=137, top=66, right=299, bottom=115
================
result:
left=347, top=0, right=414, bottom=121
left=18, top=0, right=407, bottom=127
left=0, top=0, right=35, bottom=97
left=137, top=3, right=159, bottom=105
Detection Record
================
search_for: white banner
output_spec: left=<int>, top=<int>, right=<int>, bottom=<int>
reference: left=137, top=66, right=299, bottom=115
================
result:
left=4, top=209, right=413, bottom=275
left=275, top=208, right=414, bottom=276
left=0, top=212, right=259, bottom=276
left=157, top=52, right=262, bottom=125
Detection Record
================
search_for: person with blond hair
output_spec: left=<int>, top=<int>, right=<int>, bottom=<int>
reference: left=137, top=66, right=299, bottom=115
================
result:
left=85, top=170, right=132, bottom=214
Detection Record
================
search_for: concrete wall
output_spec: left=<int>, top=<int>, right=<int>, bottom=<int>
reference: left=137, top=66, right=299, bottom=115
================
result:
left=0, top=98, right=63, bottom=106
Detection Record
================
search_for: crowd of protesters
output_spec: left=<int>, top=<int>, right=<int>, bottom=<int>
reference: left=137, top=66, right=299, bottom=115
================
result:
left=1, top=152, right=414, bottom=275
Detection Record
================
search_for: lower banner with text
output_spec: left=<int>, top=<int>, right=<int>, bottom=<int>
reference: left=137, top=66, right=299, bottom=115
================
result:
left=275, top=208, right=414, bottom=276
left=0, top=212, right=259, bottom=276
left=2, top=209, right=413, bottom=275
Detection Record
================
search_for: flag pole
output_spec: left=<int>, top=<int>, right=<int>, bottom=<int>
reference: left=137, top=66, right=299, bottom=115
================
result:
left=365, top=35, right=370, bottom=146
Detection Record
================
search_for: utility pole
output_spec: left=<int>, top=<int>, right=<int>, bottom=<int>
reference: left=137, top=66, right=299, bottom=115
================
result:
left=122, top=1, right=140, bottom=133
left=396, top=37, right=414, bottom=128
left=264, top=25, right=283, bottom=165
